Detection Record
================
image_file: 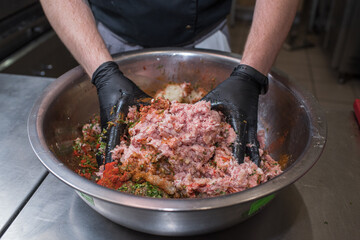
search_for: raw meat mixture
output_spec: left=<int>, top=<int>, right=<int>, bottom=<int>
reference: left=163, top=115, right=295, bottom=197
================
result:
left=74, top=83, right=282, bottom=198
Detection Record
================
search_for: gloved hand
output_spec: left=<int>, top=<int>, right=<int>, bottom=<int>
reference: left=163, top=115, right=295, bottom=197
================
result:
left=92, top=61, right=150, bottom=165
left=202, top=64, right=268, bottom=166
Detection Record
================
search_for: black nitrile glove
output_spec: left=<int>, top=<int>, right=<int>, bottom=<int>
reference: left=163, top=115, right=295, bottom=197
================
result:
left=92, top=61, right=150, bottom=165
left=202, top=64, right=268, bottom=166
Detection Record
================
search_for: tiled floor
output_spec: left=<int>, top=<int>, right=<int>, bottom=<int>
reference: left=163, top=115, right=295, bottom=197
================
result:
left=228, top=20, right=360, bottom=114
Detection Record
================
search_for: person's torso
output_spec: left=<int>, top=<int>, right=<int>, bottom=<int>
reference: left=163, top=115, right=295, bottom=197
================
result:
left=88, top=0, right=232, bottom=47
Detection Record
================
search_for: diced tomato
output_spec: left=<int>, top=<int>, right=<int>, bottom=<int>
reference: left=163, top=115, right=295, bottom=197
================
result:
left=81, top=146, right=88, bottom=154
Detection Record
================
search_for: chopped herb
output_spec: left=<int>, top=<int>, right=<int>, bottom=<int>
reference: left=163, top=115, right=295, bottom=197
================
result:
left=257, top=175, right=262, bottom=184
left=209, top=160, right=217, bottom=167
left=118, top=185, right=128, bottom=191
left=117, top=119, right=127, bottom=124
left=128, top=119, right=140, bottom=128
left=249, top=169, right=257, bottom=176
left=125, top=182, right=164, bottom=198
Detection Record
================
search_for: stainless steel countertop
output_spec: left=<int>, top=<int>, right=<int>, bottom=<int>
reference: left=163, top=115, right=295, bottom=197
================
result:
left=0, top=73, right=51, bottom=234
left=0, top=73, right=359, bottom=239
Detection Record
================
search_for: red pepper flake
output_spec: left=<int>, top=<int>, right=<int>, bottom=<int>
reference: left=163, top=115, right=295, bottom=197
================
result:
left=97, top=162, right=131, bottom=189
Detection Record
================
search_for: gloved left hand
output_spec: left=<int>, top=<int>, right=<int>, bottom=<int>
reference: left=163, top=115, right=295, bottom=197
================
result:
left=201, top=64, right=268, bottom=166
left=92, top=61, right=150, bottom=165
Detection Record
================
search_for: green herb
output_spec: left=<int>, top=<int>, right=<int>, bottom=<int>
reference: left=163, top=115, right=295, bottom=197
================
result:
left=117, top=119, right=127, bottom=124
left=130, top=182, right=164, bottom=198
left=128, top=119, right=140, bottom=128
left=118, top=185, right=128, bottom=191
left=257, top=175, right=262, bottom=184
left=157, top=109, right=165, bottom=114
left=249, top=169, right=257, bottom=176
left=209, top=160, right=217, bottom=167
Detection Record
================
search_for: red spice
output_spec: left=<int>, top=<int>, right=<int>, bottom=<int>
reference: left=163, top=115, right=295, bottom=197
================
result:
left=97, top=162, right=130, bottom=189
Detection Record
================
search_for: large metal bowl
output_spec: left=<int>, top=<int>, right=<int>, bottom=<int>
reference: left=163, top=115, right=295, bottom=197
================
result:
left=28, top=48, right=326, bottom=236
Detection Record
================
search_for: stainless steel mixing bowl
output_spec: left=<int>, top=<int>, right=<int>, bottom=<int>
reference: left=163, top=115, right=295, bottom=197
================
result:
left=28, top=48, right=326, bottom=236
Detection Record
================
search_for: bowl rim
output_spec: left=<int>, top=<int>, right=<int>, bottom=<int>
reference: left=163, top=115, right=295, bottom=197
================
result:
left=27, top=48, right=327, bottom=211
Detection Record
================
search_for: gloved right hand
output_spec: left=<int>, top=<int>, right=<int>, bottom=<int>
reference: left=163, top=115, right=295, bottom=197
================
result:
left=92, top=61, right=150, bottom=165
left=201, top=64, right=268, bottom=166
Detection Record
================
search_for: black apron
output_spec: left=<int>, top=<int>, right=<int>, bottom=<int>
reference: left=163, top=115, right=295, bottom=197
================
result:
left=88, top=0, right=232, bottom=47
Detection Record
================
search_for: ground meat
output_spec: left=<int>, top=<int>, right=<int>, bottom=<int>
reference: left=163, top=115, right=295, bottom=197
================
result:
left=75, top=83, right=283, bottom=198
left=100, top=98, right=282, bottom=198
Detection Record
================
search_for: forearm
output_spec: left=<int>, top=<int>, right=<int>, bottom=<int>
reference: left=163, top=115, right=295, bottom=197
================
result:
left=241, top=0, right=300, bottom=75
left=40, top=0, right=112, bottom=76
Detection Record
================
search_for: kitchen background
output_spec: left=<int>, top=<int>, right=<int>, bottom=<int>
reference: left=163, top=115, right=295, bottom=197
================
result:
left=0, top=0, right=359, bottom=239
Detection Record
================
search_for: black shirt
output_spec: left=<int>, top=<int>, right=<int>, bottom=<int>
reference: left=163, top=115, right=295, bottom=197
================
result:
left=89, top=0, right=232, bottom=47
